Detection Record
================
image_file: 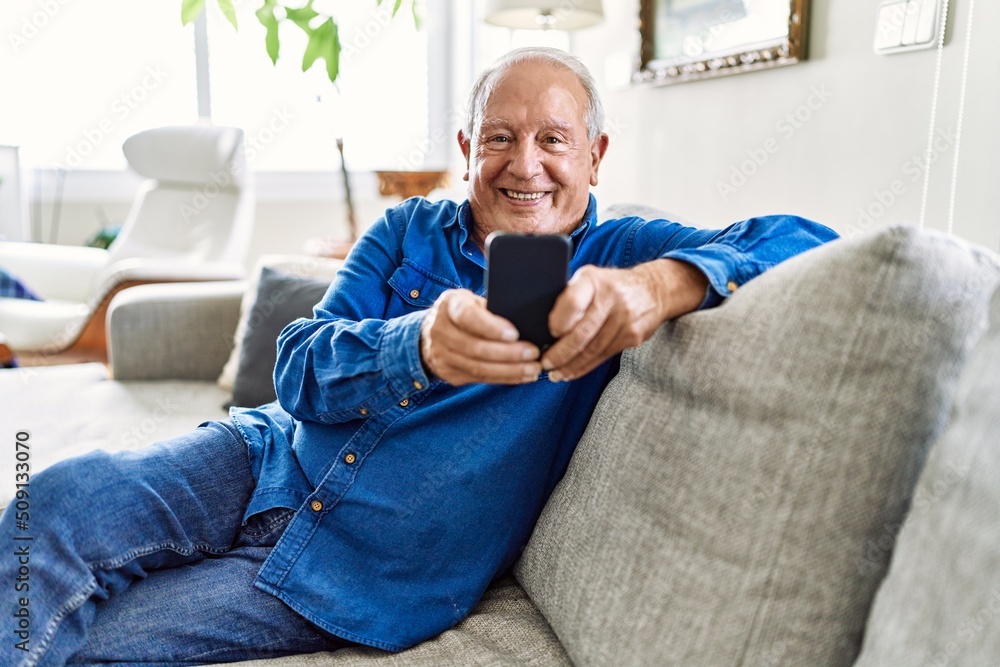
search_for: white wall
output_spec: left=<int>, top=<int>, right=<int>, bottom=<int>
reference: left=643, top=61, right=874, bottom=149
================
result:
left=574, top=0, right=1000, bottom=250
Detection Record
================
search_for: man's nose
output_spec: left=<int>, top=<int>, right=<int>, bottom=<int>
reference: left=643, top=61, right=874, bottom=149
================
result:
left=506, top=141, right=544, bottom=180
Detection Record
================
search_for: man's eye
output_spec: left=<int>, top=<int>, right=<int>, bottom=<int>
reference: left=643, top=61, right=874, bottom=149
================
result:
left=543, top=136, right=562, bottom=144
left=489, top=136, right=510, bottom=143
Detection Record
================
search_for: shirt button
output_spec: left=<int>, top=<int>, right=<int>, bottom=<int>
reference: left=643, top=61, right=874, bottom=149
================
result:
left=311, top=500, right=323, bottom=512
left=399, top=398, right=410, bottom=407
left=344, top=452, right=356, bottom=465
left=359, top=407, right=368, bottom=416
left=412, top=380, right=423, bottom=390
left=727, top=280, right=738, bottom=292
left=409, top=289, right=420, bottom=299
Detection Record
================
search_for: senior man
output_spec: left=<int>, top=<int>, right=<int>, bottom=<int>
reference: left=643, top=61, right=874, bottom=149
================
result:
left=1, top=48, right=837, bottom=664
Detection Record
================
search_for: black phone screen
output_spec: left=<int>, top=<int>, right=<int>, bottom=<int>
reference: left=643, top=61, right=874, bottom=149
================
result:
left=485, top=232, right=571, bottom=349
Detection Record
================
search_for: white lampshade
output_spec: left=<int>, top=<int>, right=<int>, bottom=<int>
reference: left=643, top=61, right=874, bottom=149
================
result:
left=484, top=0, right=604, bottom=31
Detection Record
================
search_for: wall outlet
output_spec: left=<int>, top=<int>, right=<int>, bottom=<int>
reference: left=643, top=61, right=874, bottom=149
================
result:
left=874, top=0, right=943, bottom=54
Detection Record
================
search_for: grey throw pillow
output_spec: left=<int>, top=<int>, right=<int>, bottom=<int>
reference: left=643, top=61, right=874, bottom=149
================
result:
left=515, top=226, right=1000, bottom=666
left=231, top=267, right=330, bottom=408
left=854, top=284, right=1000, bottom=666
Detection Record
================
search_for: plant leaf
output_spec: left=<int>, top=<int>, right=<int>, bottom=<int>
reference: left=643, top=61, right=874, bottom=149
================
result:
left=392, top=0, right=403, bottom=16
left=299, top=18, right=340, bottom=84
left=301, top=17, right=331, bottom=73
left=256, top=3, right=280, bottom=63
left=325, top=20, right=340, bottom=83
left=181, top=0, right=206, bottom=25
left=285, top=4, right=319, bottom=31
left=215, top=0, right=238, bottom=29
left=411, top=0, right=422, bottom=30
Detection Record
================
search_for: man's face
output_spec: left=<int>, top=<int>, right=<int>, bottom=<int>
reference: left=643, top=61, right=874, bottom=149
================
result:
left=460, top=60, right=609, bottom=247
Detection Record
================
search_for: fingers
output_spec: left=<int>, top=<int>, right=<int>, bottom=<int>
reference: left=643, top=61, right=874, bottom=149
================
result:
left=542, top=300, right=617, bottom=381
left=542, top=267, right=610, bottom=379
left=548, top=270, right=596, bottom=338
left=421, top=260, right=705, bottom=387
left=421, top=290, right=542, bottom=386
left=541, top=265, right=664, bottom=382
left=445, top=291, right=517, bottom=342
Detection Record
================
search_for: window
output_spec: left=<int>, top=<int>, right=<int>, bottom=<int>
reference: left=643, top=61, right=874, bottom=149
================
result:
left=0, top=0, right=198, bottom=169
left=206, top=2, right=429, bottom=171
left=0, top=0, right=431, bottom=172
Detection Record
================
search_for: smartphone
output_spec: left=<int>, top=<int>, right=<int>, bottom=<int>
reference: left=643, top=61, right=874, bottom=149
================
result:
left=485, top=232, right=571, bottom=349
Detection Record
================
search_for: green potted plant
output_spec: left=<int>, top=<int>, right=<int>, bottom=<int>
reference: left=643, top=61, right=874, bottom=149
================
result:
left=181, top=0, right=420, bottom=255
left=181, top=0, right=419, bottom=85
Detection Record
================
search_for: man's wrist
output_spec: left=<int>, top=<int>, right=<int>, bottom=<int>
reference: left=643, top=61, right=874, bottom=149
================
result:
left=418, top=309, right=441, bottom=382
left=645, top=258, right=709, bottom=321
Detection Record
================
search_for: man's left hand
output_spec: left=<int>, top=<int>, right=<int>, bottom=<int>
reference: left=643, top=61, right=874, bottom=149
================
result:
left=541, top=259, right=708, bottom=382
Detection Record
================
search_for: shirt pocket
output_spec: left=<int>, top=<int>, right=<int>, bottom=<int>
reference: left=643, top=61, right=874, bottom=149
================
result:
left=386, top=259, right=460, bottom=316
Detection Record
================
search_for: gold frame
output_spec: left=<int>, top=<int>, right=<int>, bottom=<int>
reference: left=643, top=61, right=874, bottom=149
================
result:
left=637, top=0, right=810, bottom=86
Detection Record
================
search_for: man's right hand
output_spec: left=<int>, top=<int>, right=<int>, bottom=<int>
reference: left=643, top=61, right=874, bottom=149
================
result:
left=420, top=289, right=542, bottom=386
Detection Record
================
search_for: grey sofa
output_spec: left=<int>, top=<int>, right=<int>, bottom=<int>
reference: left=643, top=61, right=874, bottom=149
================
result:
left=3, top=222, right=1000, bottom=666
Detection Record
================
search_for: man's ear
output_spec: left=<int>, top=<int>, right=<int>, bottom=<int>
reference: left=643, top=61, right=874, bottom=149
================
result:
left=458, top=130, right=471, bottom=182
left=590, top=133, right=610, bottom=187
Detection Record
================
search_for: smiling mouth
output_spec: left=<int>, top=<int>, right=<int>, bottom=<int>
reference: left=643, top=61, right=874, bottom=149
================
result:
left=501, top=188, right=548, bottom=201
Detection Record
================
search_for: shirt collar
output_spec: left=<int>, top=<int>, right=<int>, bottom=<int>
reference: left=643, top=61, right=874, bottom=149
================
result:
left=454, top=193, right=598, bottom=255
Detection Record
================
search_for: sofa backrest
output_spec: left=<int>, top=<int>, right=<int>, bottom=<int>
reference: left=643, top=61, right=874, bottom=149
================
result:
left=516, top=225, right=1000, bottom=666
left=854, top=283, right=1000, bottom=665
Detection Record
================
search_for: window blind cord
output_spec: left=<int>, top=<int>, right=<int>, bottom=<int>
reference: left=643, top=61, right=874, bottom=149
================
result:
left=918, top=0, right=978, bottom=235
left=946, top=0, right=976, bottom=237
left=918, top=0, right=951, bottom=230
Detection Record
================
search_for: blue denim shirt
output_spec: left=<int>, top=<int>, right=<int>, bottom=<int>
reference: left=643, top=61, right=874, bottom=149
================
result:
left=230, top=195, right=838, bottom=651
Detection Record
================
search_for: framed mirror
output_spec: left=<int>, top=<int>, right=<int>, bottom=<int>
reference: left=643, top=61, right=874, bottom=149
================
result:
left=636, top=0, right=810, bottom=86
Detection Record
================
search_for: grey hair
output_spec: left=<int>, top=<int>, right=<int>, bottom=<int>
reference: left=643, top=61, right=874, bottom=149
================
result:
left=464, top=47, right=605, bottom=141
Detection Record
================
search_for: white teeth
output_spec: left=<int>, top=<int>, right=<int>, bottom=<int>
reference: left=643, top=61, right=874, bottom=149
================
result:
left=504, top=189, right=545, bottom=200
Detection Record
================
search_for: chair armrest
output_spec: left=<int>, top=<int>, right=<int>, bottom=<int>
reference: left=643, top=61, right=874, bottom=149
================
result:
left=0, top=332, right=13, bottom=366
left=92, top=259, right=245, bottom=306
left=108, top=281, right=246, bottom=381
left=59, top=261, right=248, bottom=363
left=0, top=242, right=108, bottom=301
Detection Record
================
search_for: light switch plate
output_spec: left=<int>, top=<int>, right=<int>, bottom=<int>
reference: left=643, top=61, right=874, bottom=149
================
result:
left=874, top=0, right=943, bottom=54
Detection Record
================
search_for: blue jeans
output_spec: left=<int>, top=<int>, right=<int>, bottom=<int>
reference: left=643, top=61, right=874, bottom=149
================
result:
left=1, top=421, right=352, bottom=666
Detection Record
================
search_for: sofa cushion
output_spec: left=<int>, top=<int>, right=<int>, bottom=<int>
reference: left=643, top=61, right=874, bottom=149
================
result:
left=224, top=576, right=570, bottom=667
left=0, top=363, right=229, bottom=508
left=231, top=267, right=332, bottom=408
left=515, top=226, right=1000, bottom=666
left=854, top=284, right=1000, bottom=666
left=218, top=255, right=343, bottom=394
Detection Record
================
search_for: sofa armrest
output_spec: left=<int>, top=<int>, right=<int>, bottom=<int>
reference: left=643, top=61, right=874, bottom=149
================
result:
left=108, top=281, right=245, bottom=381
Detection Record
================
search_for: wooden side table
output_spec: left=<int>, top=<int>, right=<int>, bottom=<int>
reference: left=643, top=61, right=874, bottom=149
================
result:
left=375, top=170, right=451, bottom=200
